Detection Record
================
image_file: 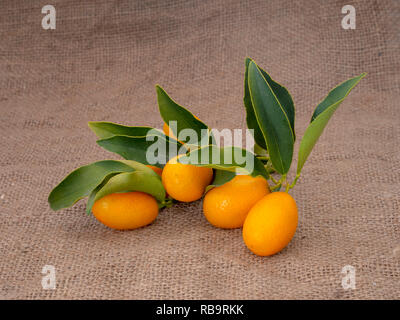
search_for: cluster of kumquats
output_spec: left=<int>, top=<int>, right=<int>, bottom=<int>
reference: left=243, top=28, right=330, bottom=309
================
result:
left=49, top=58, right=364, bottom=256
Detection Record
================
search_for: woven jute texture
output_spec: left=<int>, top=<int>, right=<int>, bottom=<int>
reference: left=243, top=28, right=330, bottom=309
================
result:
left=0, top=0, right=399, bottom=299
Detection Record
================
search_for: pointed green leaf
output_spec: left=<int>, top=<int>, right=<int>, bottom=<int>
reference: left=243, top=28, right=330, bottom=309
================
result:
left=245, top=58, right=296, bottom=147
left=88, top=121, right=156, bottom=139
left=311, top=74, right=366, bottom=121
left=156, top=85, right=211, bottom=145
left=257, top=65, right=295, bottom=141
left=179, top=145, right=269, bottom=179
left=247, top=60, right=294, bottom=174
left=97, top=134, right=186, bottom=167
left=297, top=73, right=366, bottom=174
left=93, top=171, right=165, bottom=204
left=244, top=58, right=267, bottom=149
left=48, top=160, right=138, bottom=211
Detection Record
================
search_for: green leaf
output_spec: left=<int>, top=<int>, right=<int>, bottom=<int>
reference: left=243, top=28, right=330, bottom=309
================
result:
left=247, top=60, right=294, bottom=174
left=88, top=121, right=155, bottom=139
left=48, top=160, right=139, bottom=211
left=244, top=58, right=267, bottom=149
left=205, top=169, right=236, bottom=192
left=245, top=58, right=296, bottom=146
left=97, top=134, right=186, bottom=167
left=86, top=172, right=120, bottom=214
left=257, top=65, right=295, bottom=141
left=297, top=73, right=366, bottom=174
left=179, top=145, right=269, bottom=179
left=93, top=171, right=165, bottom=204
left=156, top=85, right=211, bottom=145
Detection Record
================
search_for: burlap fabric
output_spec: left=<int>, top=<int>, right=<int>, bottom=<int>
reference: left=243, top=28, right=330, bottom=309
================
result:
left=0, top=0, right=399, bottom=300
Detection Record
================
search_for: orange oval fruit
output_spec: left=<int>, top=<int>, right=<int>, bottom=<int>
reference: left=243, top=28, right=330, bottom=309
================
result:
left=242, top=192, right=298, bottom=256
left=203, top=175, right=270, bottom=229
left=162, top=155, right=213, bottom=202
left=92, top=191, right=159, bottom=230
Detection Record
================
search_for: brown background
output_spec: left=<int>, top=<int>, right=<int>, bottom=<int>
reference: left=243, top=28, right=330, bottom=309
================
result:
left=0, top=0, right=399, bottom=299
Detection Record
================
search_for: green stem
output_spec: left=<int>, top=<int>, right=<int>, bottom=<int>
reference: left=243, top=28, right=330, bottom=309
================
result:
left=285, top=181, right=290, bottom=192
left=264, top=161, right=276, bottom=174
left=160, top=197, right=174, bottom=209
left=288, top=174, right=301, bottom=190
left=266, top=168, right=276, bottom=174
left=270, top=175, right=279, bottom=185
left=256, top=156, right=270, bottom=161
left=281, top=174, right=287, bottom=189
left=270, top=183, right=281, bottom=191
